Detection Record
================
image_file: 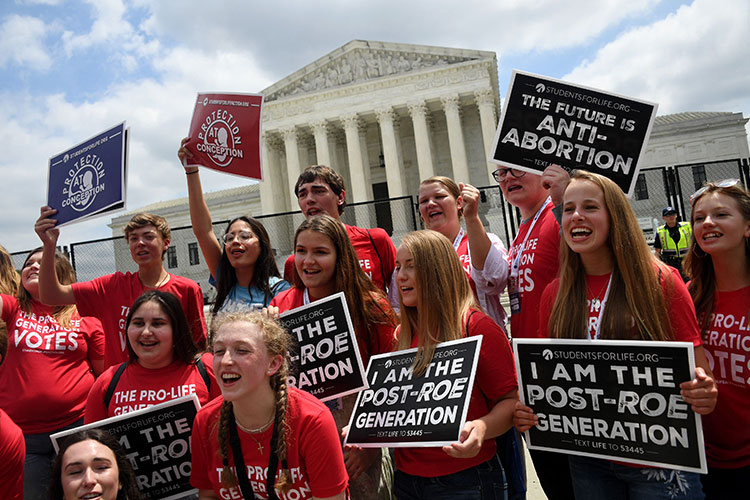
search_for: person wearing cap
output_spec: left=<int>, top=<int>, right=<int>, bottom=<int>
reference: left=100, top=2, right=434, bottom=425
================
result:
left=654, top=206, right=692, bottom=280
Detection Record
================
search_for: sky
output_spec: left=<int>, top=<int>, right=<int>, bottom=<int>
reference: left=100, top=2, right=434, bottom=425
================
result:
left=1, top=0, right=749, bottom=254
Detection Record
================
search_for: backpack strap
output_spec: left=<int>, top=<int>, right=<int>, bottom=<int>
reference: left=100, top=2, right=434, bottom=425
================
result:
left=464, top=310, right=478, bottom=337
left=103, top=361, right=130, bottom=410
left=195, top=356, right=211, bottom=393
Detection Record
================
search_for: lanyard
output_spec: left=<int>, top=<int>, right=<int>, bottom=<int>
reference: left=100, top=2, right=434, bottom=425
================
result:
left=510, top=197, right=551, bottom=280
left=228, top=410, right=284, bottom=500
left=452, top=227, right=466, bottom=251
left=303, top=288, right=311, bottom=305
left=592, top=274, right=613, bottom=340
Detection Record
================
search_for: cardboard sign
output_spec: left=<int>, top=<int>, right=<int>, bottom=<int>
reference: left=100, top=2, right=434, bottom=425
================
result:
left=186, top=92, right=263, bottom=180
left=491, top=71, right=658, bottom=197
left=345, top=336, right=482, bottom=448
left=279, top=292, right=367, bottom=402
left=47, top=122, right=128, bottom=226
left=51, top=395, right=200, bottom=500
left=514, top=339, right=706, bottom=473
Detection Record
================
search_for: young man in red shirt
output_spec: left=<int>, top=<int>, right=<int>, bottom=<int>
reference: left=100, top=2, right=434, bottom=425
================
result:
left=283, top=165, right=396, bottom=295
left=35, top=208, right=207, bottom=368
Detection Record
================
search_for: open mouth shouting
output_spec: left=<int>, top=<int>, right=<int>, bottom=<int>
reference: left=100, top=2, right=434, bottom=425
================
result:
left=570, top=226, right=592, bottom=241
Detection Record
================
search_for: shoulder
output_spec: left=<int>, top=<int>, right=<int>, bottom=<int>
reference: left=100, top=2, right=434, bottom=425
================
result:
left=194, top=396, right=224, bottom=427
left=288, top=387, right=333, bottom=421
left=467, top=309, right=503, bottom=335
left=168, top=274, right=201, bottom=290
left=270, top=287, right=303, bottom=309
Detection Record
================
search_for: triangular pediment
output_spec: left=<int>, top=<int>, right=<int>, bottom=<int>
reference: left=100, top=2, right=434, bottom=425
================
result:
left=262, top=40, right=495, bottom=102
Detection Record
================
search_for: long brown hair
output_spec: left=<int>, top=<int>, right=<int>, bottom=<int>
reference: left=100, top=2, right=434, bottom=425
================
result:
left=18, top=247, right=77, bottom=328
left=685, top=182, right=750, bottom=333
left=292, top=215, right=397, bottom=357
left=211, top=310, right=293, bottom=493
left=548, top=171, right=673, bottom=341
left=0, top=245, right=18, bottom=295
left=397, top=230, right=478, bottom=376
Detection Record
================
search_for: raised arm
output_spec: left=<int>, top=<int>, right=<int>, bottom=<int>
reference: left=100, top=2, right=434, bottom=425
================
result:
left=178, top=137, right=223, bottom=276
left=460, top=182, right=492, bottom=271
left=34, top=206, right=75, bottom=305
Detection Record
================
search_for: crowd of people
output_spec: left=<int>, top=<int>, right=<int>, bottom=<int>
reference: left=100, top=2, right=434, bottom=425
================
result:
left=0, top=137, right=747, bottom=500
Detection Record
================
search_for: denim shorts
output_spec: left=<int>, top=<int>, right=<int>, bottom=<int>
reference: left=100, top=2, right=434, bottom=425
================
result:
left=394, top=456, right=507, bottom=500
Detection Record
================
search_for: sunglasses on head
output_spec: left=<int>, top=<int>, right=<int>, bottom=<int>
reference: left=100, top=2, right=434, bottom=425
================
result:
left=690, top=179, right=741, bottom=205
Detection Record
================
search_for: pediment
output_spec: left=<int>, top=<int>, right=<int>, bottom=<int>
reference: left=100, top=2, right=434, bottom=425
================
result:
left=262, top=40, right=495, bottom=102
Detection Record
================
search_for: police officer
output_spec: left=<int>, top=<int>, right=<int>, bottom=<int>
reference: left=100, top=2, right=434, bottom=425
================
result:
left=654, top=206, right=692, bottom=280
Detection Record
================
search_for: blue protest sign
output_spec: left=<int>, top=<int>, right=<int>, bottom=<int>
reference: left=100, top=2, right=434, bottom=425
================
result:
left=47, top=122, right=128, bottom=226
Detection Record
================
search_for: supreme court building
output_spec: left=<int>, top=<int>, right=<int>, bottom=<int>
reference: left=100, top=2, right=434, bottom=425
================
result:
left=255, top=40, right=501, bottom=215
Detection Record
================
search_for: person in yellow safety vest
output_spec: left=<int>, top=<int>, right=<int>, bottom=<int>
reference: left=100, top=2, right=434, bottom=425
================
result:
left=654, top=206, right=692, bottom=281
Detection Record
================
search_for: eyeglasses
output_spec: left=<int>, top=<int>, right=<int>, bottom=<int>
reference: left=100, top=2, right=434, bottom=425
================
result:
left=690, top=179, right=741, bottom=205
left=222, top=231, right=255, bottom=244
left=492, top=167, right=526, bottom=182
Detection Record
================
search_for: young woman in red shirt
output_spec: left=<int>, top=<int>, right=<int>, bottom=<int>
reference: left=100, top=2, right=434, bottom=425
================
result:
left=190, top=310, right=348, bottom=500
left=515, top=170, right=718, bottom=500
left=685, top=179, right=750, bottom=498
left=392, top=229, right=517, bottom=499
left=269, top=214, right=397, bottom=499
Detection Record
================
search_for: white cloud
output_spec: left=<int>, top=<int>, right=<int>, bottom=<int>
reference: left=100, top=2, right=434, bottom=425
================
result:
left=563, top=0, right=750, bottom=115
left=61, top=0, right=130, bottom=54
left=0, top=14, right=52, bottom=70
left=142, top=0, right=661, bottom=75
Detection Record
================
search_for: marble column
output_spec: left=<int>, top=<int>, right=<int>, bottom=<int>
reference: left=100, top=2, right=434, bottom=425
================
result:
left=376, top=107, right=406, bottom=197
left=408, top=100, right=435, bottom=182
left=441, top=94, right=470, bottom=183
left=475, top=89, right=499, bottom=182
left=342, top=114, right=369, bottom=203
left=260, top=132, right=277, bottom=215
left=311, top=120, right=331, bottom=167
left=282, top=126, right=301, bottom=208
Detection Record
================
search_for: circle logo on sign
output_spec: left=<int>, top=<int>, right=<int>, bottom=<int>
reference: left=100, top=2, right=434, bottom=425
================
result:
left=202, top=119, right=237, bottom=167
left=63, top=163, right=104, bottom=212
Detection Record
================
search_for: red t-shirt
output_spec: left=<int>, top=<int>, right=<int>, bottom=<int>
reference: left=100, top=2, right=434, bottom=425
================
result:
left=394, top=310, right=518, bottom=477
left=539, top=267, right=701, bottom=346
left=190, top=389, right=349, bottom=499
left=0, top=409, right=24, bottom=500
left=0, top=295, right=104, bottom=433
left=271, top=287, right=396, bottom=367
left=284, top=224, right=396, bottom=292
left=700, top=285, right=750, bottom=468
left=84, top=353, right=220, bottom=422
left=507, top=204, right=560, bottom=339
left=72, top=272, right=207, bottom=368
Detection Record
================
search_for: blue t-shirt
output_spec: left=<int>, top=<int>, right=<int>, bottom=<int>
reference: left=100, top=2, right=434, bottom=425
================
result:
left=220, top=276, right=290, bottom=311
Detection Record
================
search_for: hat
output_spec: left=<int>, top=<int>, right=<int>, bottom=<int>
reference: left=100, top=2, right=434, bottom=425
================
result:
left=662, top=207, right=677, bottom=216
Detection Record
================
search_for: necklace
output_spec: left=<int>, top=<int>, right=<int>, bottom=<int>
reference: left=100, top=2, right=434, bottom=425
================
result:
left=234, top=413, right=274, bottom=455
left=141, top=271, right=169, bottom=289
left=588, top=277, right=609, bottom=312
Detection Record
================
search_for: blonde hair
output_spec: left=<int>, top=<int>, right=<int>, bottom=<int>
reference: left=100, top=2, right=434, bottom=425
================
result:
left=211, top=309, right=293, bottom=493
left=548, top=171, right=673, bottom=341
left=0, top=245, right=18, bottom=295
left=396, top=230, right=477, bottom=376
left=18, top=247, right=77, bottom=328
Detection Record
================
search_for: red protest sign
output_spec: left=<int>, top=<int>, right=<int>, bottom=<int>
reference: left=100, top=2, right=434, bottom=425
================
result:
left=186, top=92, right=264, bottom=180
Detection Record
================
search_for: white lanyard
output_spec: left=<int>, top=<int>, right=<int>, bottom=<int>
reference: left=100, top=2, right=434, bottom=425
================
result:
left=592, top=274, right=613, bottom=340
left=510, top=197, right=551, bottom=280
left=303, top=288, right=311, bottom=305
left=452, top=227, right=466, bottom=251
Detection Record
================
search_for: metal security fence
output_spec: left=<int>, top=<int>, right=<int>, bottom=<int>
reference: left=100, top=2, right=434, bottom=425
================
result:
left=9, top=157, right=748, bottom=300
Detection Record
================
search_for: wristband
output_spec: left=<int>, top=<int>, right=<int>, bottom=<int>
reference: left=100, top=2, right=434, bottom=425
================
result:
left=186, top=169, right=199, bottom=175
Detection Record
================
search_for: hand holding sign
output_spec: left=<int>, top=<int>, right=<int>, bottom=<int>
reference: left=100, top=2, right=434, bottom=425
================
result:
left=541, top=164, right=571, bottom=207
left=679, top=366, right=718, bottom=415
left=34, top=206, right=60, bottom=248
